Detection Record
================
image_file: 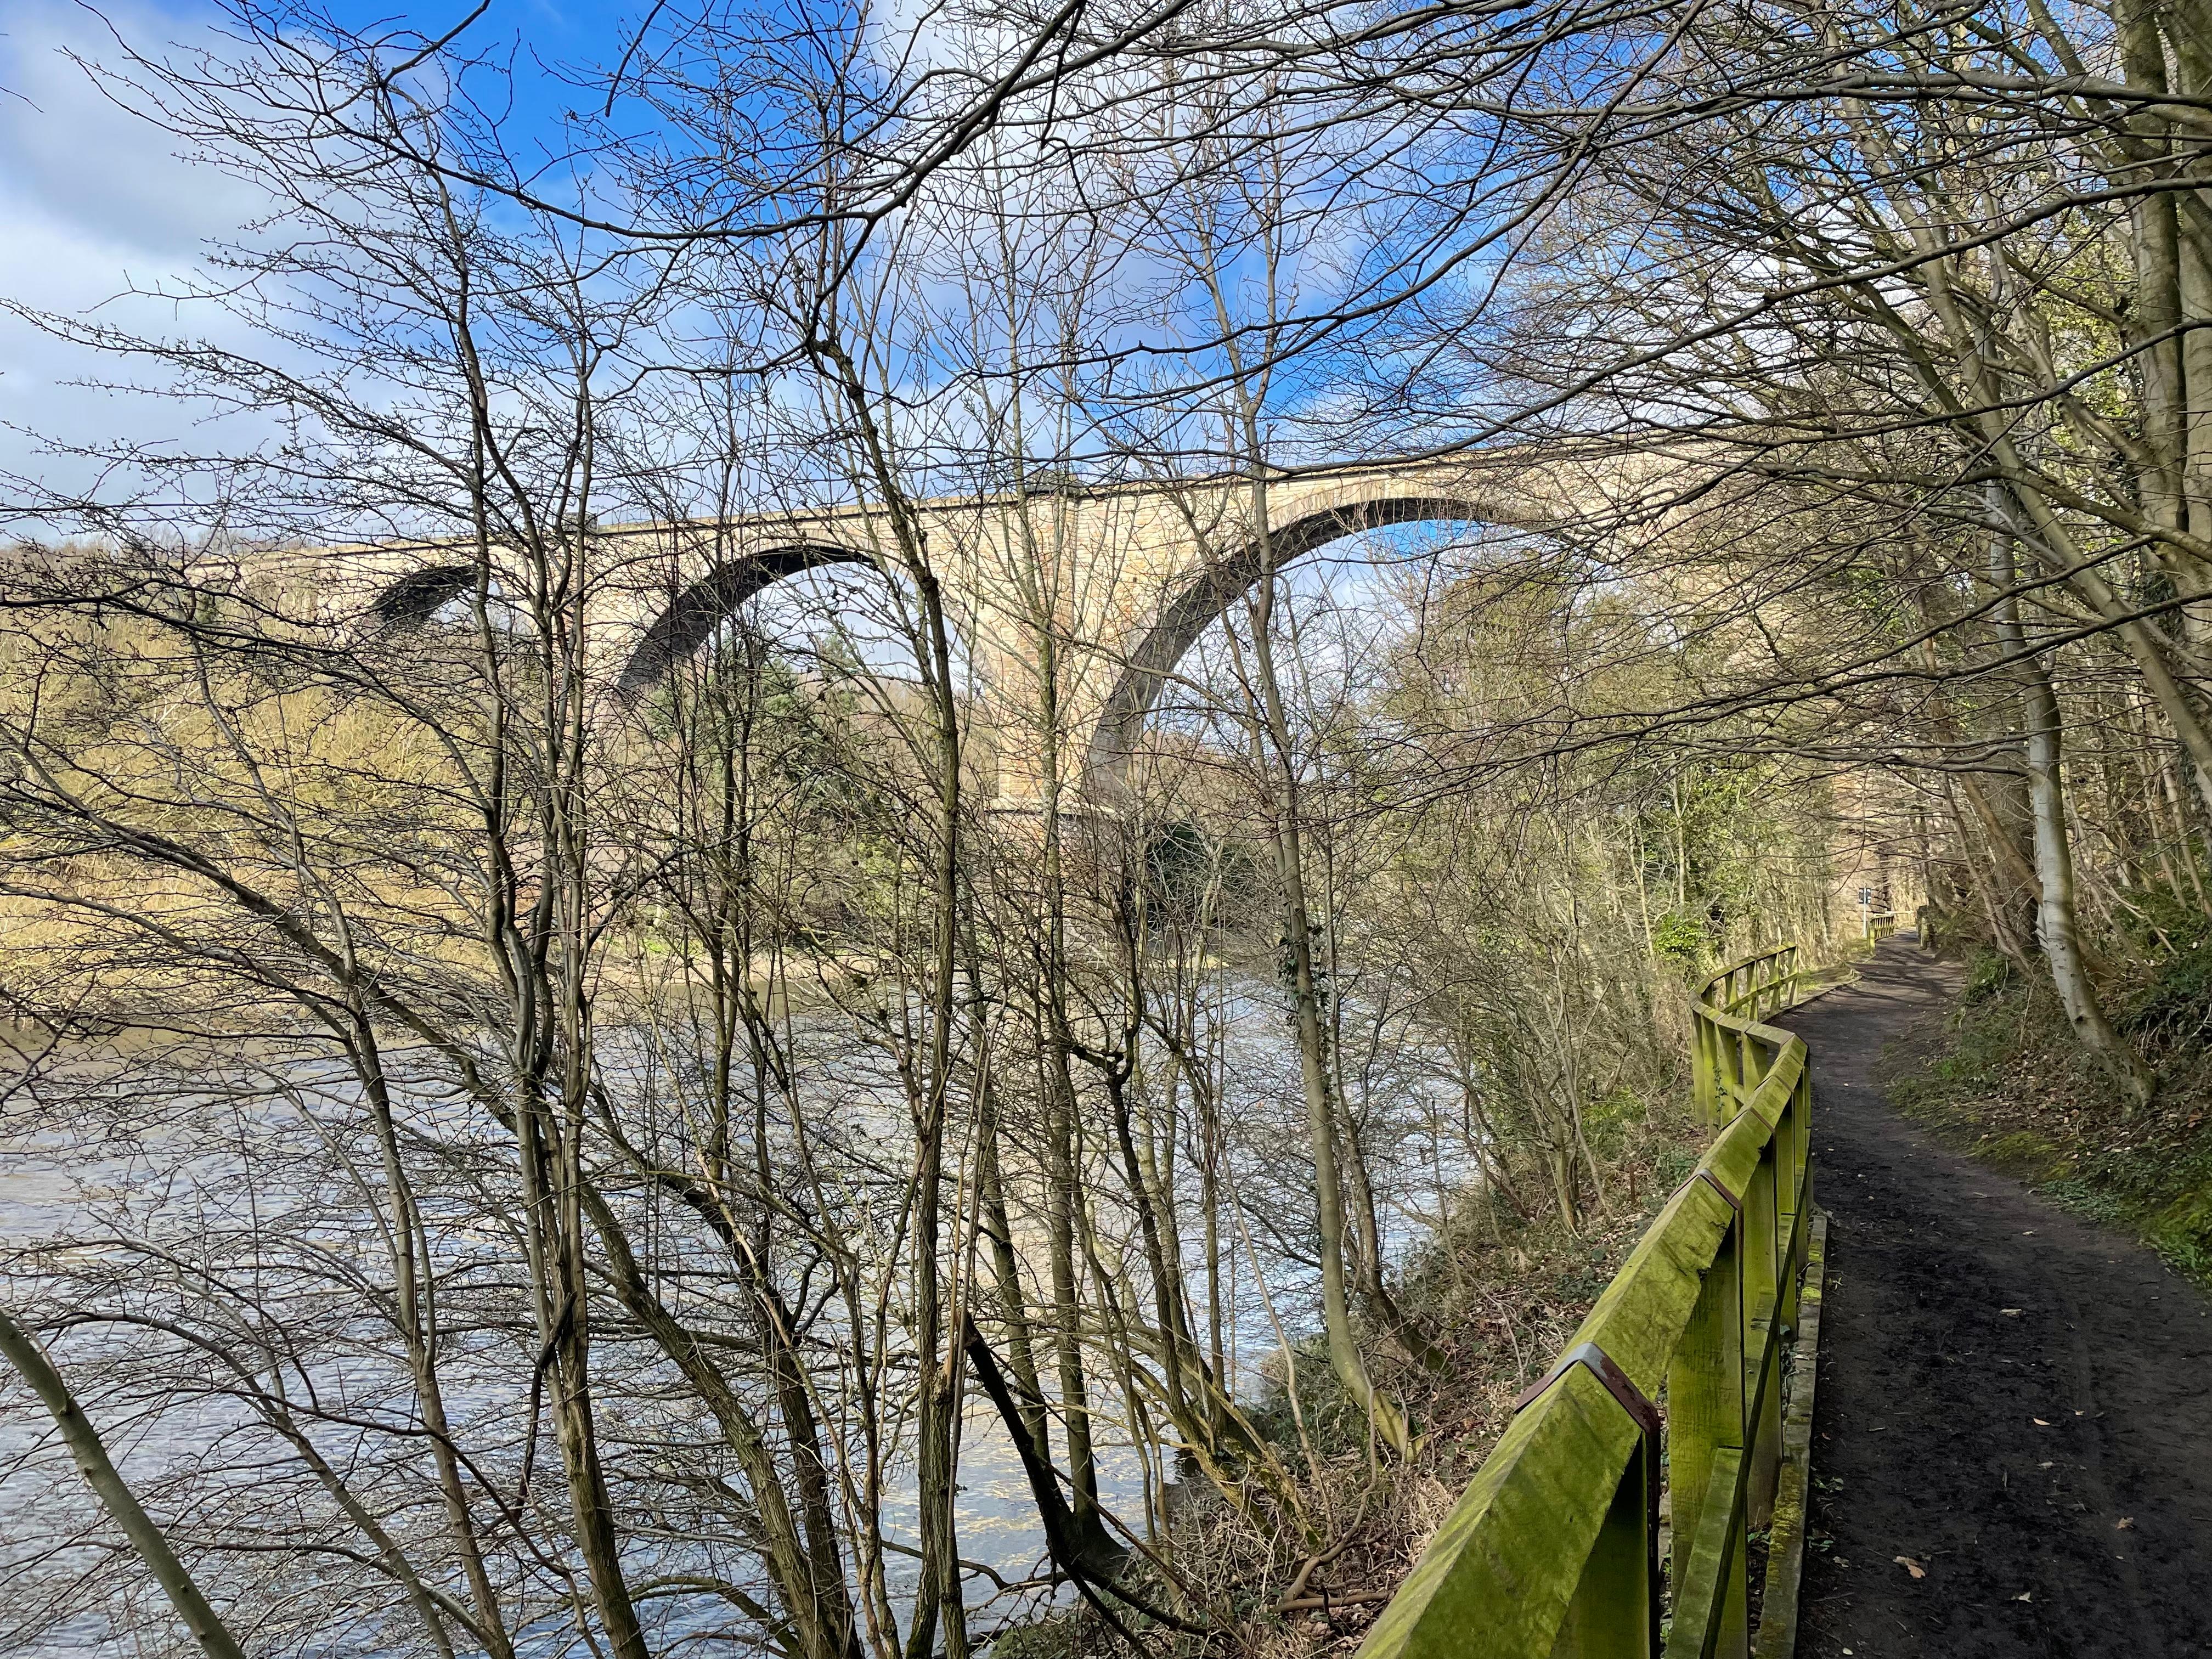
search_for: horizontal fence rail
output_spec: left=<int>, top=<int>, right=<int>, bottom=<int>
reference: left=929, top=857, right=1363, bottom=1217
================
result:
left=1864, top=911, right=1898, bottom=943
left=1355, top=945, right=1815, bottom=1659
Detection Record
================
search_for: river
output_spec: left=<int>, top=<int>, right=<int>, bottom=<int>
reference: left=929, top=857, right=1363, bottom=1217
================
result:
left=0, top=994, right=1466, bottom=1656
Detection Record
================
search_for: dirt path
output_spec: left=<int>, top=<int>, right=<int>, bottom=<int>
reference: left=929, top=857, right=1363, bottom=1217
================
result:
left=1775, top=939, right=2212, bottom=1657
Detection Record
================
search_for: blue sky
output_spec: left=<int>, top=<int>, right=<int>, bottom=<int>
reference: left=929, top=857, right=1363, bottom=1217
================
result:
left=0, top=0, right=1492, bottom=520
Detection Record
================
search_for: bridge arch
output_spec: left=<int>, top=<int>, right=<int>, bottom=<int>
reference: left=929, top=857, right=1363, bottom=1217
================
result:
left=1081, top=492, right=1521, bottom=791
left=370, top=563, right=480, bottom=628
left=613, top=543, right=874, bottom=701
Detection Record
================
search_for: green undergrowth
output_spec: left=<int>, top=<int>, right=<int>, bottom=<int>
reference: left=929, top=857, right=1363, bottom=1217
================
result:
left=1881, top=950, right=2212, bottom=1288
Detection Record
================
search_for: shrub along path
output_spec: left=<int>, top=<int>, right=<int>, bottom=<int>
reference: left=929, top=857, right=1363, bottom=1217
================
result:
left=1774, top=938, right=2212, bottom=1657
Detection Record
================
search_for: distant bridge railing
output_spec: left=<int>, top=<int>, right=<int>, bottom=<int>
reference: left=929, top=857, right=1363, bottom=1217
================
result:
left=1864, top=911, right=1898, bottom=943
left=1354, top=944, right=1815, bottom=1659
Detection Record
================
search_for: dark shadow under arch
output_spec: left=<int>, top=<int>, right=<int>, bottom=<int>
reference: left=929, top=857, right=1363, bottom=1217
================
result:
left=371, top=564, right=479, bottom=628
left=615, top=543, right=869, bottom=701
left=1082, top=494, right=1497, bottom=790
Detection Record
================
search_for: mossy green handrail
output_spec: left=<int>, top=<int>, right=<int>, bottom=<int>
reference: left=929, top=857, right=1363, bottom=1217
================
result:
left=1353, top=944, right=1813, bottom=1659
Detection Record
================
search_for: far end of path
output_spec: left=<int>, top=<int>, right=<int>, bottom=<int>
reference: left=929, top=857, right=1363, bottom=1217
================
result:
left=1776, top=938, right=2212, bottom=1658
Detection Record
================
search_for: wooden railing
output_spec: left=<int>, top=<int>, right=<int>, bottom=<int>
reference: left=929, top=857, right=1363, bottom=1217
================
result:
left=1864, top=911, right=1897, bottom=943
left=1353, top=945, right=1815, bottom=1659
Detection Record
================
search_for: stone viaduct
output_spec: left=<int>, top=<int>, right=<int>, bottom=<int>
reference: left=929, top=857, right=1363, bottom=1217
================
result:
left=306, top=445, right=1684, bottom=805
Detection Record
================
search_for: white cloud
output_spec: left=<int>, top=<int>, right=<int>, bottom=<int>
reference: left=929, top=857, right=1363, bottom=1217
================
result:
left=1, top=0, right=265, bottom=253
left=0, top=0, right=274, bottom=516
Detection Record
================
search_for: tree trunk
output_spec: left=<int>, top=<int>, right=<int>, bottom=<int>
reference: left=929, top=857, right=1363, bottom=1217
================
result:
left=1991, top=521, right=2155, bottom=1105
left=0, top=1310, right=249, bottom=1659
left=2020, top=656, right=2154, bottom=1106
left=1240, top=502, right=1412, bottom=1459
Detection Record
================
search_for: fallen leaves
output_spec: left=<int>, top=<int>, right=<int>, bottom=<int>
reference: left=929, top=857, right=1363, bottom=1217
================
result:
left=1893, top=1555, right=1926, bottom=1579
left=2033, top=1418, right=2052, bottom=1426
left=2015, top=1591, right=2034, bottom=1602
left=2116, top=1517, right=2135, bottom=1531
left=2001, top=1307, right=2023, bottom=1317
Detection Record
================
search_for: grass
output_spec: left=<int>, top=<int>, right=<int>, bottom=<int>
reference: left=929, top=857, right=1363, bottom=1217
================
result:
left=1880, top=950, right=2212, bottom=1288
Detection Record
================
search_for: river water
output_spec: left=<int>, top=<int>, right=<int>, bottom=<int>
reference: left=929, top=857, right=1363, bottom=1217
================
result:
left=0, top=997, right=1466, bottom=1657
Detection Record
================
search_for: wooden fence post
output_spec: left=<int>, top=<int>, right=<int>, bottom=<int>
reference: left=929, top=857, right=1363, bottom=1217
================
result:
left=1742, top=1104, right=1785, bottom=1532
left=1778, top=1065, right=1812, bottom=1329
left=1669, top=1177, right=1747, bottom=1659
left=1549, top=1379, right=1662, bottom=1657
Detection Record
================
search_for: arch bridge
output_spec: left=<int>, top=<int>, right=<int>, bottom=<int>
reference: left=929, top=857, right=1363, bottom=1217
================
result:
left=306, top=446, right=1684, bottom=804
